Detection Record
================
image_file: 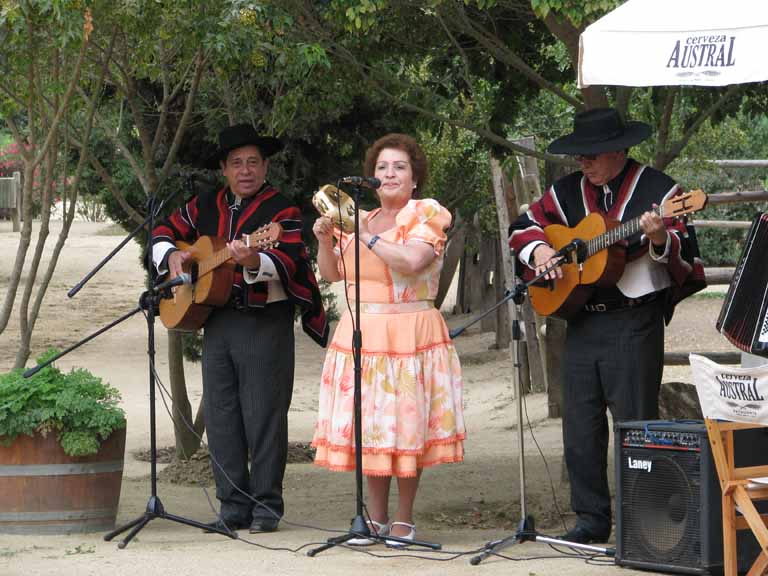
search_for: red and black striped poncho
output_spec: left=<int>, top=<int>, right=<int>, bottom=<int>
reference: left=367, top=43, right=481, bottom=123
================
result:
left=152, top=184, right=329, bottom=347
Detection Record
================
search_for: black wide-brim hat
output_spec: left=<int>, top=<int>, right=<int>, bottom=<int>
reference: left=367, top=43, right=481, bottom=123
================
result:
left=206, top=123, right=284, bottom=169
left=547, top=107, right=651, bottom=155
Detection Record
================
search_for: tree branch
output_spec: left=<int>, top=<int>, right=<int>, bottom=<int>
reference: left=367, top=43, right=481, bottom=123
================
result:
left=157, top=48, right=208, bottom=188
left=442, top=3, right=583, bottom=109
left=30, top=16, right=92, bottom=171
left=82, top=91, right=150, bottom=193
left=654, top=87, right=676, bottom=168
left=331, top=44, right=573, bottom=165
left=661, top=85, right=742, bottom=169
left=434, top=10, right=474, bottom=92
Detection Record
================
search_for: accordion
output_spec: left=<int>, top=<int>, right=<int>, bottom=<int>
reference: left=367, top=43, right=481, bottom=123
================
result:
left=717, top=213, right=768, bottom=357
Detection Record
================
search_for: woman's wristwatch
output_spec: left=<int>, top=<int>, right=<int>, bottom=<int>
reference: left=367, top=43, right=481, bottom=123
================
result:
left=367, top=234, right=381, bottom=250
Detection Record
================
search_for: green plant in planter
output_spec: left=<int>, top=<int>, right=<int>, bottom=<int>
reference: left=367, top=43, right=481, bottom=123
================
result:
left=0, top=350, right=126, bottom=456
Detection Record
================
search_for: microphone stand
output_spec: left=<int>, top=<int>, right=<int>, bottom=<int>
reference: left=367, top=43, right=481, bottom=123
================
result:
left=102, top=174, right=234, bottom=547
left=308, top=183, right=440, bottom=555
left=24, top=174, right=233, bottom=547
left=457, top=248, right=615, bottom=564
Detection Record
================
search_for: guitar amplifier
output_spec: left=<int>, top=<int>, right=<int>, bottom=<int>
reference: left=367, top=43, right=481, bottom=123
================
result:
left=615, top=420, right=766, bottom=575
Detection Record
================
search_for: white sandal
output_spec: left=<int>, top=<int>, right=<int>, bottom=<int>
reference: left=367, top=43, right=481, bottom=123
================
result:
left=385, top=521, right=416, bottom=548
left=347, top=520, right=389, bottom=546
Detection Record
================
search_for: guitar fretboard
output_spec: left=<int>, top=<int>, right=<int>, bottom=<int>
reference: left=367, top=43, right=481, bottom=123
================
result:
left=198, top=248, right=232, bottom=278
left=585, top=205, right=664, bottom=257
left=194, top=226, right=278, bottom=279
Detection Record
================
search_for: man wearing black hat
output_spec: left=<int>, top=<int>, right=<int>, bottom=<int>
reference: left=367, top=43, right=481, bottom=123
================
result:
left=509, top=108, right=705, bottom=544
left=152, top=124, right=329, bottom=534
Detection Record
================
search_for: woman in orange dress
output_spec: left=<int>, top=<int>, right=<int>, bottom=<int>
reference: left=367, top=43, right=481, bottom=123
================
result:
left=312, top=133, right=465, bottom=546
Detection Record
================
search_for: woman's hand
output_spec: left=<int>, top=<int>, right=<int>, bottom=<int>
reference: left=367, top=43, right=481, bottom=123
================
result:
left=314, top=216, right=342, bottom=281
left=313, top=216, right=334, bottom=247
left=357, top=213, right=372, bottom=245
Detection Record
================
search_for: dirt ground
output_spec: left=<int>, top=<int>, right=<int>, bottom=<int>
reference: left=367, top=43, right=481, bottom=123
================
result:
left=0, top=220, right=738, bottom=576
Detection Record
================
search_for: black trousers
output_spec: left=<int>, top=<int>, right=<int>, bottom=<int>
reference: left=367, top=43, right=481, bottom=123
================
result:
left=561, top=299, right=664, bottom=534
left=202, top=302, right=295, bottom=523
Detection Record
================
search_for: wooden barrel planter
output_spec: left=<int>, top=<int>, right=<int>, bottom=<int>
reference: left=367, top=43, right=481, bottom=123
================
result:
left=0, top=427, right=126, bottom=534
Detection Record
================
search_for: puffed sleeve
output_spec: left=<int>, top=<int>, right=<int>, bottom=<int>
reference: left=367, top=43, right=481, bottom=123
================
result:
left=396, top=199, right=452, bottom=256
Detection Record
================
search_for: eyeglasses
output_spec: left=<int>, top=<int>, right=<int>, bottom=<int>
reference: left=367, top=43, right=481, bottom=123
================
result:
left=573, top=154, right=598, bottom=162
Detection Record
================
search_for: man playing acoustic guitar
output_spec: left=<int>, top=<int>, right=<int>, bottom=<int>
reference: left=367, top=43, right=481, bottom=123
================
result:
left=509, top=108, right=705, bottom=545
left=152, top=124, right=328, bottom=534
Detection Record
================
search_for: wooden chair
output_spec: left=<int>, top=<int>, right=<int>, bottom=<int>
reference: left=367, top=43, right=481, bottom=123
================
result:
left=704, top=419, right=768, bottom=576
left=691, top=353, right=768, bottom=575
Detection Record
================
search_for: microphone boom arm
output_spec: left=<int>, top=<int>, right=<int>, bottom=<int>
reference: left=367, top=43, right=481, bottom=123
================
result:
left=449, top=255, right=567, bottom=339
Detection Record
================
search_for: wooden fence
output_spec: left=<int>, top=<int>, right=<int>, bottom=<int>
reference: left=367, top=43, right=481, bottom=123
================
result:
left=0, top=172, right=21, bottom=231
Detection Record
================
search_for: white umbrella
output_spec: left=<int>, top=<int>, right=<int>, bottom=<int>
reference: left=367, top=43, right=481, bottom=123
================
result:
left=579, top=0, right=768, bottom=87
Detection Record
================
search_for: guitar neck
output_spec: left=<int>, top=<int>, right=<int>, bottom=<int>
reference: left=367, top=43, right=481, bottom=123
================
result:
left=586, top=205, right=663, bottom=257
left=193, top=224, right=281, bottom=279
left=198, top=247, right=233, bottom=278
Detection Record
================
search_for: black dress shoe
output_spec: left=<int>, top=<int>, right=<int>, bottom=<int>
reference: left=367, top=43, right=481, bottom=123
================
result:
left=558, top=524, right=610, bottom=544
left=249, top=517, right=279, bottom=533
left=203, top=518, right=249, bottom=534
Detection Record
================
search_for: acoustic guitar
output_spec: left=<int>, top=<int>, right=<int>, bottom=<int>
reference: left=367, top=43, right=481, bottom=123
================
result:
left=528, top=189, right=707, bottom=318
left=159, top=222, right=282, bottom=331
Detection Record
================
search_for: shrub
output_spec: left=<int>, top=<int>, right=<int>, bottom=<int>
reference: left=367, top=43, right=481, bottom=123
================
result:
left=0, top=350, right=126, bottom=457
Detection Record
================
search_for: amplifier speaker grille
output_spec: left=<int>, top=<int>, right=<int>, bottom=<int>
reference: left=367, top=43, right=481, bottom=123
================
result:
left=620, top=447, right=703, bottom=569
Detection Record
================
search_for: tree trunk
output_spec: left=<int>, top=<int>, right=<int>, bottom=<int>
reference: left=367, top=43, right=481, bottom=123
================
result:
left=544, top=317, right=567, bottom=419
left=542, top=160, right=572, bottom=416
left=435, top=216, right=465, bottom=311
left=14, top=138, right=59, bottom=369
left=489, top=156, right=514, bottom=354
left=507, top=140, right=547, bottom=393
left=493, top=238, right=510, bottom=350
left=168, top=330, right=204, bottom=460
left=12, top=172, right=20, bottom=232
left=0, top=164, right=35, bottom=335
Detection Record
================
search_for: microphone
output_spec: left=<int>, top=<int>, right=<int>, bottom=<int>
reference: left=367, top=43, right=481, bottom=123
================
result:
left=554, top=238, right=587, bottom=263
left=339, top=176, right=381, bottom=189
left=153, top=272, right=192, bottom=292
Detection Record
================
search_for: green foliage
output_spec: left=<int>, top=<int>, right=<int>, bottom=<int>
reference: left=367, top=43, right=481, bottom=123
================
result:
left=181, top=332, right=203, bottom=364
left=319, top=278, right=340, bottom=323
left=0, top=350, right=126, bottom=457
left=422, top=125, right=493, bottom=231
left=530, top=0, right=623, bottom=25
left=667, top=108, right=768, bottom=266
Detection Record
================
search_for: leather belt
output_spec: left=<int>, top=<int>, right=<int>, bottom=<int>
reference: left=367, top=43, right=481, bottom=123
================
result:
left=356, top=301, right=435, bottom=314
left=227, top=292, right=247, bottom=311
left=583, top=292, right=658, bottom=313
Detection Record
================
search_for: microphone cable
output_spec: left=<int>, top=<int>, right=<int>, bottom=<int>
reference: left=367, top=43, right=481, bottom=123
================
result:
left=138, top=309, right=615, bottom=565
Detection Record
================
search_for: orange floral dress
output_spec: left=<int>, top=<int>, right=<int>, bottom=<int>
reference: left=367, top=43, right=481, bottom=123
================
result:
left=312, top=199, right=466, bottom=477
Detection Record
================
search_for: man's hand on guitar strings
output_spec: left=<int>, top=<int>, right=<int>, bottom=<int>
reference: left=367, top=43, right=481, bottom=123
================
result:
left=228, top=237, right=262, bottom=270
left=532, top=244, right=564, bottom=281
left=167, top=250, right=192, bottom=278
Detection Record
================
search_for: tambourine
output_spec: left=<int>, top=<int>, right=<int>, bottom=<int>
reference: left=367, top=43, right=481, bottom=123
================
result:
left=312, top=184, right=355, bottom=233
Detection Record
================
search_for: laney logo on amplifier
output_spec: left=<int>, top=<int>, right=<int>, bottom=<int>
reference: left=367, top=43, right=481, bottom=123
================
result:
left=627, top=457, right=652, bottom=473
